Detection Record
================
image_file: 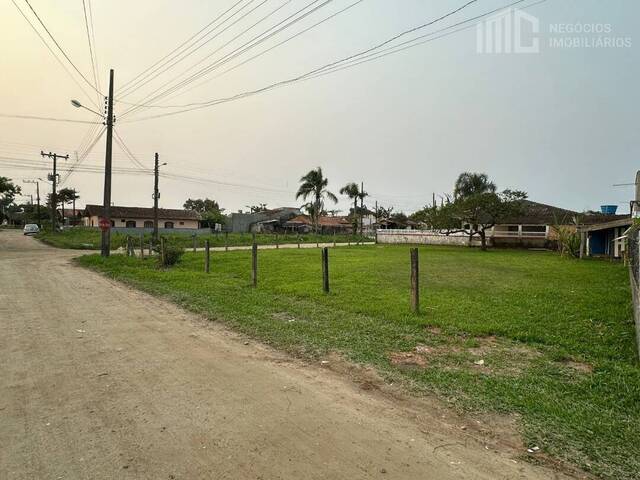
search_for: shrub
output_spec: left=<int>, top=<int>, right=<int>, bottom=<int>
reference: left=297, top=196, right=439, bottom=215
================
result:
left=555, top=226, right=581, bottom=258
left=159, top=241, right=185, bottom=267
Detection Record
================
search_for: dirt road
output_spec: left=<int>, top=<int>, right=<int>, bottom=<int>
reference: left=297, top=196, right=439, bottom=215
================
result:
left=0, top=230, right=577, bottom=479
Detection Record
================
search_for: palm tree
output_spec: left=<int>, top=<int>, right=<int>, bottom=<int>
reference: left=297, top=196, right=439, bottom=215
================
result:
left=296, top=167, right=337, bottom=233
left=339, top=182, right=360, bottom=234
left=453, top=172, right=496, bottom=199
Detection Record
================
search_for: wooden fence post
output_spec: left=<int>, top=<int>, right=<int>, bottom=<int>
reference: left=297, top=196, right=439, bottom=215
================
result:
left=276, top=233, right=279, bottom=249
left=126, top=236, right=132, bottom=256
left=160, top=237, right=166, bottom=266
left=297, top=236, right=301, bottom=249
left=251, top=242, right=258, bottom=287
left=140, top=233, right=144, bottom=259
left=149, top=240, right=153, bottom=256
left=333, top=231, right=336, bottom=247
left=322, top=247, right=329, bottom=293
left=225, top=231, right=229, bottom=251
left=410, top=247, right=419, bottom=313
left=192, top=233, right=197, bottom=253
left=205, top=240, right=210, bottom=273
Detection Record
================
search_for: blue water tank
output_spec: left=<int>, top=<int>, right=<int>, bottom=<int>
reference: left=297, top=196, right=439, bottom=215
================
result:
left=600, top=205, right=618, bottom=215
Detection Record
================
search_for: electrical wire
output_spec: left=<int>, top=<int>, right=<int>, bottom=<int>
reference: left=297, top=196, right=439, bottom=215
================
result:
left=113, top=128, right=148, bottom=170
left=60, top=125, right=106, bottom=184
left=120, top=0, right=332, bottom=117
left=124, top=0, right=535, bottom=122
left=121, top=0, right=479, bottom=120
left=9, top=0, right=100, bottom=109
left=82, top=0, right=101, bottom=98
left=117, top=0, right=248, bottom=94
left=22, top=0, right=102, bottom=96
left=160, top=0, right=365, bottom=104
left=0, top=113, right=99, bottom=124
left=117, top=0, right=262, bottom=99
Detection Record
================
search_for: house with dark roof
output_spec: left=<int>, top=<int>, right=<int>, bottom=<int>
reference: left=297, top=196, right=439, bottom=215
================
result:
left=489, top=200, right=630, bottom=256
left=82, top=205, right=200, bottom=230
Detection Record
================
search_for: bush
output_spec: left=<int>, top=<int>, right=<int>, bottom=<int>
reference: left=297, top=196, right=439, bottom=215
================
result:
left=555, top=226, right=581, bottom=258
left=159, top=241, right=185, bottom=267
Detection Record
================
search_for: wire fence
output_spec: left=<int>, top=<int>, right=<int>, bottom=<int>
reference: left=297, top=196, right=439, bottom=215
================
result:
left=625, top=226, right=640, bottom=360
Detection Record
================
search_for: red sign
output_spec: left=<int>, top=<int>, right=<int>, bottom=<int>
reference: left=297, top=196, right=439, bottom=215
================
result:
left=98, top=217, right=111, bottom=232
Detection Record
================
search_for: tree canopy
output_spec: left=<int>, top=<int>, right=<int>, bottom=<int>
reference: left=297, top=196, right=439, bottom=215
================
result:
left=183, top=198, right=225, bottom=227
left=416, top=172, right=527, bottom=250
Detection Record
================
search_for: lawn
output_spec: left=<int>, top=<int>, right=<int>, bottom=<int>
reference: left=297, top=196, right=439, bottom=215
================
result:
left=76, top=245, right=639, bottom=479
left=37, top=226, right=370, bottom=250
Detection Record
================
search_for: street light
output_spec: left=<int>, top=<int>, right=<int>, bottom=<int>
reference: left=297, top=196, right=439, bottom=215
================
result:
left=70, top=99, right=104, bottom=119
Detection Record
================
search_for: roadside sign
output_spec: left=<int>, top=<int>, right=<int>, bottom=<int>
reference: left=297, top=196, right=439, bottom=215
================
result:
left=98, top=217, right=110, bottom=232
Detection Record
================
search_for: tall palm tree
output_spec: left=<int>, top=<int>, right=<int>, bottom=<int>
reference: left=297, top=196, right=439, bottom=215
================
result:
left=339, top=182, right=360, bottom=234
left=296, top=167, right=337, bottom=233
left=453, top=172, right=496, bottom=199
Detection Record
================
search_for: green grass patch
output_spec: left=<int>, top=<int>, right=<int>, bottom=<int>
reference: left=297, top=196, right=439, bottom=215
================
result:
left=76, top=245, right=639, bottom=479
left=37, top=227, right=370, bottom=250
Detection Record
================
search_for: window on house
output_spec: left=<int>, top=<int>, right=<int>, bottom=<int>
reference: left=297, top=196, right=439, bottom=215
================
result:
left=121, top=219, right=126, bottom=223
left=179, top=221, right=184, bottom=225
left=125, top=220, right=136, bottom=228
left=144, top=221, right=153, bottom=228
left=522, top=225, right=546, bottom=233
left=110, top=220, right=115, bottom=227
left=507, top=225, right=519, bottom=232
left=164, top=221, right=174, bottom=229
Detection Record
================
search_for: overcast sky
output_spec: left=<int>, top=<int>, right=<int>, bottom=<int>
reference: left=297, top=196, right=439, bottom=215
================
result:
left=1, top=0, right=638, bottom=215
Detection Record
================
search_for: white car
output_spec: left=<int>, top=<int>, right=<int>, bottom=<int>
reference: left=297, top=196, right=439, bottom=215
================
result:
left=23, top=224, right=40, bottom=235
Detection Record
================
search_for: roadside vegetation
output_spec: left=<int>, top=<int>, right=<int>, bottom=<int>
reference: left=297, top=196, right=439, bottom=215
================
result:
left=36, top=227, right=371, bottom=250
left=77, top=244, right=638, bottom=479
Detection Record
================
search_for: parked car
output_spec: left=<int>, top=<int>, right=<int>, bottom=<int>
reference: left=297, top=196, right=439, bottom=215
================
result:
left=23, top=224, right=40, bottom=235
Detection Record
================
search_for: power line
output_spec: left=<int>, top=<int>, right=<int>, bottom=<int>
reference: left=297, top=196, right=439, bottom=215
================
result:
left=22, top=0, right=102, bottom=95
left=9, top=0, right=100, bottom=109
left=112, top=128, right=148, bottom=170
left=161, top=0, right=366, bottom=104
left=60, top=125, right=106, bottom=184
left=117, top=0, right=264, bottom=99
left=117, top=0, right=248, bottom=94
left=120, top=0, right=333, bottom=117
left=81, top=0, right=101, bottom=97
left=121, top=0, right=480, bottom=120
left=0, top=113, right=99, bottom=124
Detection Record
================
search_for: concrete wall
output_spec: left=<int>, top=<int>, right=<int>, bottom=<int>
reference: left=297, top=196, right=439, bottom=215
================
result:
left=376, top=229, right=483, bottom=247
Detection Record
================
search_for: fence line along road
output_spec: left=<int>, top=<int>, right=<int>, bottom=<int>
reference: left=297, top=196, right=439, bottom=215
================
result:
left=123, top=241, right=376, bottom=256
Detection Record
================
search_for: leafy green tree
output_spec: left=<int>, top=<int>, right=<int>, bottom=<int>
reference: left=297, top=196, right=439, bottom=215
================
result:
left=296, top=167, right=337, bottom=233
left=0, top=177, right=21, bottom=222
left=183, top=198, right=226, bottom=228
left=419, top=173, right=526, bottom=250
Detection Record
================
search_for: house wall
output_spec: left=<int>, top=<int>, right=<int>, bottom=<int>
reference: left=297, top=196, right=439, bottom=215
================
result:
left=84, top=215, right=198, bottom=229
left=376, top=229, right=483, bottom=246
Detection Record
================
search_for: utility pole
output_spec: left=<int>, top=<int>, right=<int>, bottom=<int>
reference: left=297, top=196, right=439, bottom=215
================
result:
left=101, top=68, right=114, bottom=257
left=72, top=188, right=76, bottom=220
left=23, top=180, right=41, bottom=226
left=41, top=151, right=68, bottom=231
left=153, top=152, right=160, bottom=246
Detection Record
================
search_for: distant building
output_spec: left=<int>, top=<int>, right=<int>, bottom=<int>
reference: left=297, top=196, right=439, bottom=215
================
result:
left=82, top=205, right=200, bottom=230
left=229, top=207, right=301, bottom=233
left=284, top=214, right=352, bottom=234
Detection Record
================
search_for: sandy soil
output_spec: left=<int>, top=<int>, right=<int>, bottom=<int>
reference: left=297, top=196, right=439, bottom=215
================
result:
left=0, top=230, right=582, bottom=479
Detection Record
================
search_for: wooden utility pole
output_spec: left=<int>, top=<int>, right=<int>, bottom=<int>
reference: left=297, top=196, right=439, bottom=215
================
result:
left=410, top=248, right=419, bottom=313
left=322, top=247, right=329, bottom=293
left=205, top=240, right=210, bottom=273
left=251, top=242, right=258, bottom=287
left=101, top=69, right=114, bottom=257
left=153, top=152, right=160, bottom=246
left=40, top=151, right=68, bottom=230
left=23, top=180, right=41, bottom=226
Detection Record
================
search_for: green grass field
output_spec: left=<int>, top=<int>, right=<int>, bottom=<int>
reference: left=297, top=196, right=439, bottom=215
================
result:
left=37, top=227, right=370, bottom=250
left=76, top=245, right=639, bottom=479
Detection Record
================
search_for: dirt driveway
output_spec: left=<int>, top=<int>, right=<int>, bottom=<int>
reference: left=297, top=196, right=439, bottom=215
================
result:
left=0, top=230, right=578, bottom=479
